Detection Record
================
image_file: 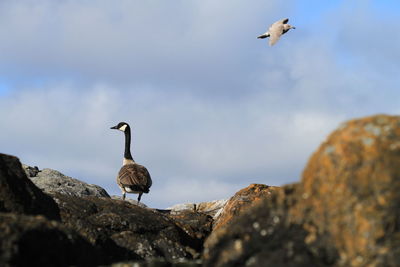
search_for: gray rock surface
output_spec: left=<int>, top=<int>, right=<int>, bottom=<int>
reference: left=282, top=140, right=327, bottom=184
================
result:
left=22, top=164, right=110, bottom=198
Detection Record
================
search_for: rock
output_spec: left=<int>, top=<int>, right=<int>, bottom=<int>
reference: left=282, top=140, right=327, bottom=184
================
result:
left=0, top=212, right=104, bottom=267
left=52, top=193, right=201, bottom=261
left=203, top=185, right=337, bottom=267
left=169, top=203, right=197, bottom=212
left=0, top=153, right=60, bottom=220
left=111, top=195, right=148, bottom=208
left=169, top=199, right=228, bottom=219
left=22, top=165, right=110, bottom=198
left=22, top=164, right=40, bottom=177
left=196, top=199, right=229, bottom=218
left=166, top=199, right=229, bottom=249
left=203, top=115, right=400, bottom=267
left=294, top=114, right=400, bottom=266
left=167, top=209, right=213, bottom=253
left=212, top=184, right=280, bottom=230
left=111, top=259, right=202, bottom=267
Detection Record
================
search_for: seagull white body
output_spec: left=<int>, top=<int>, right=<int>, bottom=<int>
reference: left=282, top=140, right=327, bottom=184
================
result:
left=258, top=18, right=296, bottom=46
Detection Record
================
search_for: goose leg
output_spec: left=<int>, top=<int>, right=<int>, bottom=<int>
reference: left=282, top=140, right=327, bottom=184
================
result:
left=122, top=192, right=126, bottom=200
left=137, top=193, right=143, bottom=203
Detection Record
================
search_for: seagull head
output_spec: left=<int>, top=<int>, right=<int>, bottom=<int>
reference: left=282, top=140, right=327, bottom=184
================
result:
left=285, top=24, right=296, bottom=30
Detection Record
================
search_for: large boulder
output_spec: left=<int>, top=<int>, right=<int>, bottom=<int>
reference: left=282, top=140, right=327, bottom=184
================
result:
left=0, top=213, right=104, bottom=267
left=23, top=165, right=110, bottom=198
left=204, top=115, right=400, bottom=267
left=203, top=185, right=337, bottom=267
left=293, top=114, right=400, bottom=266
left=52, top=193, right=201, bottom=261
left=0, top=154, right=60, bottom=220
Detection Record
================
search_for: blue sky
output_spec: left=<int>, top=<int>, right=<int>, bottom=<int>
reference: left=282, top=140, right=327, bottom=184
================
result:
left=0, top=1, right=399, bottom=208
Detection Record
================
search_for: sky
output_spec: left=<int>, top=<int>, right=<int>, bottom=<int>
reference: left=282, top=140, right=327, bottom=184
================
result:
left=0, top=1, right=399, bottom=208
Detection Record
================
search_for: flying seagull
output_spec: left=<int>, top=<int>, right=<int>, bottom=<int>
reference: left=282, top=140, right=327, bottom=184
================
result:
left=257, top=18, right=296, bottom=46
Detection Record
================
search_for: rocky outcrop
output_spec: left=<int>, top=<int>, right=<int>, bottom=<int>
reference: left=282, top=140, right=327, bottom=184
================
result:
left=203, top=114, right=400, bottom=267
left=0, top=213, right=104, bottom=267
left=293, top=114, right=400, bottom=266
left=0, top=154, right=60, bottom=220
left=1, top=153, right=208, bottom=265
left=3, top=114, right=400, bottom=266
left=213, top=184, right=280, bottom=230
left=23, top=165, right=110, bottom=198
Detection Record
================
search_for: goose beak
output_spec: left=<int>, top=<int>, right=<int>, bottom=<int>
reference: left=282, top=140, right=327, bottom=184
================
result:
left=110, top=125, right=118, bottom=129
left=292, top=26, right=296, bottom=29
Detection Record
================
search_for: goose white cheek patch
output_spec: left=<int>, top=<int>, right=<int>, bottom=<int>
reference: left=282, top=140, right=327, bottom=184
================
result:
left=119, top=125, right=127, bottom=131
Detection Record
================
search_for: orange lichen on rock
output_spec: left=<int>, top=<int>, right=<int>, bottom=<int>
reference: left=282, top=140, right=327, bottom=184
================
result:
left=204, top=114, right=400, bottom=267
left=213, top=184, right=280, bottom=231
left=293, top=114, right=400, bottom=266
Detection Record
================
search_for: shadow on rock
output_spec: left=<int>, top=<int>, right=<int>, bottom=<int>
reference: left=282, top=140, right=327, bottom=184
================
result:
left=53, top=194, right=202, bottom=262
left=0, top=213, right=104, bottom=267
left=0, top=153, right=60, bottom=220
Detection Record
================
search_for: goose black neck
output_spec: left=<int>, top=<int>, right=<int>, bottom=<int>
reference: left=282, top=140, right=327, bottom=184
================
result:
left=124, top=126, right=133, bottom=160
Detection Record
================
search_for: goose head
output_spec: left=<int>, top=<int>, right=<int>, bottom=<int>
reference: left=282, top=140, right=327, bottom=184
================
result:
left=110, top=122, right=130, bottom=132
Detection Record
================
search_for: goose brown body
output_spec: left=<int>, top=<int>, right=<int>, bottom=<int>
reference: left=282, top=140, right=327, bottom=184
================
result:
left=117, top=163, right=152, bottom=195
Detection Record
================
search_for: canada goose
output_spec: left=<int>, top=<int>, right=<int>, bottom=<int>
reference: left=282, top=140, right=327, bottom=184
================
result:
left=257, top=18, right=296, bottom=46
left=110, top=122, right=152, bottom=202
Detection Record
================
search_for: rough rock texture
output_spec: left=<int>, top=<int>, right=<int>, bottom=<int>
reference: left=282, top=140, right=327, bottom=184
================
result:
left=204, top=115, right=400, bottom=267
left=23, top=165, right=110, bottom=198
left=111, top=259, right=202, bottom=267
left=0, top=213, right=103, bottom=267
left=204, top=185, right=338, bottom=267
left=2, top=154, right=211, bottom=265
left=167, top=209, right=213, bottom=253
left=111, top=195, right=148, bottom=208
left=52, top=193, right=201, bottom=262
left=0, top=154, right=60, bottom=220
left=213, top=184, right=280, bottom=231
left=169, top=199, right=228, bottom=219
left=293, top=114, right=400, bottom=266
left=196, top=199, right=229, bottom=218
left=22, top=164, right=40, bottom=177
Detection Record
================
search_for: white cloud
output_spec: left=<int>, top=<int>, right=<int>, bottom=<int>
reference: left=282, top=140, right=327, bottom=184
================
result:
left=0, top=0, right=289, bottom=89
left=0, top=84, right=344, bottom=208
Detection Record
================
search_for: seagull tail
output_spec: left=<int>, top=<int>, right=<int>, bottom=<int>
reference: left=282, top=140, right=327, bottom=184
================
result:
left=257, top=33, right=269, bottom=39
